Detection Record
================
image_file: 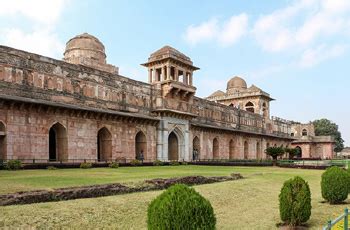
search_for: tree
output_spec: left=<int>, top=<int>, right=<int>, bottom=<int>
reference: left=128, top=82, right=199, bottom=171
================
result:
left=265, top=146, right=285, bottom=166
left=313, top=119, right=344, bottom=152
left=285, top=148, right=298, bottom=159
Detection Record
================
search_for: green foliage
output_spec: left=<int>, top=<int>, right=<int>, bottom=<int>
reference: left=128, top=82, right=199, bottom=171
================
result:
left=321, top=166, right=349, bottom=204
left=169, top=161, right=180, bottom=166
left=147, top=184, right=216, bottom=230
left=6, top=160, right=22, bottom=170
left=47, top=166, right=58, bottom=170
left=130, top=159, right=142, bottom=166
left=152, top=160, right=164, bottom=166
left=80, top=162, right=92, bottom=169
left=181, top=161, right=189, bottom=165
left=279, top=176, right=311, bottom=226
left=108, top=162, right=119, bottom=168
left=284, top=148, right=298, bottom=159
left=265, top=147, right=285, bottom=160
left=313, top=119, right=344, bottom=152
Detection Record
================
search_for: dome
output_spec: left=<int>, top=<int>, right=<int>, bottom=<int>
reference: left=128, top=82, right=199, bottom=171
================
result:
left=227, top=76, right=247, bottom=90
left=208, top=90, right=225, bottom=98
left=64, top=33, right=106, bottom=65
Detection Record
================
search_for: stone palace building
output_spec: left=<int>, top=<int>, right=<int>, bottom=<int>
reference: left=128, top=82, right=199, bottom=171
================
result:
left=0, top=33, right=335, bottom=163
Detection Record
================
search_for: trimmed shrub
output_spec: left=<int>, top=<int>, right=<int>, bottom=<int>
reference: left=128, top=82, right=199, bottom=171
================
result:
left=130, top=159, right=142, bottom=166
left=80, top=162, right=92, bottom=169
left=153, top=160, right=164, bottom=166
left=6, top=160, right=22, bottom=170
left=169, top=161, right=180, bottom=166
left=322, top=166, right=349, bottom=204
left=147, top=184, right=216, bottom=230
left=109, top=162, right=119, bottom=168
left=47, top=166, right=58, bottom=170
left=279, top=176, right=311, bottom=226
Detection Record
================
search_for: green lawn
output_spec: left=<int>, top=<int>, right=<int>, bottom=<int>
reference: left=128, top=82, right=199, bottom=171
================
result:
left=0, top=166, right=348, bottom=229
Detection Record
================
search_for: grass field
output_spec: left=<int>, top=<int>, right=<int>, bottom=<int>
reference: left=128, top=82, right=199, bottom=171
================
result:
left=0, top=166, right=348, bottom=229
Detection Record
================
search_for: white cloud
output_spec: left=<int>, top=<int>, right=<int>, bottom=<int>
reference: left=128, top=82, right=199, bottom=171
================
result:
left=0, top=0, right=67, bottom=26
left=184, top=14, right=248, bottom=46
left=218, top=14, right=248, bottom=46
left=184, top=19, right=218, bottom=45
left=299, top=44, right=347, bottom=67
left=0, top=0, right=67, bottom=58
left=1, top=28, right=64, bottom=58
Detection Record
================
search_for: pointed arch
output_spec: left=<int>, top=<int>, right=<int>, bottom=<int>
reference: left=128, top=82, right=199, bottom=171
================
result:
left=49, top=122, right=68, bottom=161
left=193, top=136, right=200, bottom=160
left=168, top=131, right=179, bottom=161
left=302, top=129, right=308, bottom=136
left=135, top=131, right=147, bottom=160
left=244, top=141, right=249, bottom=159
left=295, top=146, right=302, bottom=158
left=229, top=139, right=235, bottom=160
left=97, top=127, right=112, bottom=162
left=245, top=101, right=254, bottom=113
left=0, top=121, right=6, bottom=160
left=256, top=141, right=261, bottom=159
left=213, top=137, right=219, bottom=159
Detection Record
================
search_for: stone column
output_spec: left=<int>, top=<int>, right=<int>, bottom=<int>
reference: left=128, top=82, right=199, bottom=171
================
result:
left=184, top=71, right=188, bottom=85
left=148, top=69, right=152, bottom=83
left=189, top=72, right=193, bottom=85
left=175, top=68, right=178, bottom=81
left=167, top=65, right=171, bottom=80
left=161, top=66, right=164, bottom=81
left=152, top=67, right=156, bottom=82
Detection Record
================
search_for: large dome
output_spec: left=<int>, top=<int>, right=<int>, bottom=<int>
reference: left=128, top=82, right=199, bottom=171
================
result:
left=64, top=33, right=106, bottom=65
left=227, top=76, right=247, bottom=90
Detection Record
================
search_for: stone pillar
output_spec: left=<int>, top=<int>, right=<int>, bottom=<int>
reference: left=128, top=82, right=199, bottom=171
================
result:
left=167, top=65, right=171, bottom=80
left=175, top=68, right=178, bottom=81
left=152, top=67, right=156, bottom=82
left=183, top=71, right=187, bottom=84
left=161, top=67, right=164, bottom=81
left=189, top=72, right=193, bottom=85
left=184, top=122, right=190, bottom=161
left=148, top=69, right=152, bottom=83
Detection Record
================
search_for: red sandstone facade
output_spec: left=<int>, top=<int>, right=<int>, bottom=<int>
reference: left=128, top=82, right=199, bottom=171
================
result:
left=0, top=33, right=334, bottom=163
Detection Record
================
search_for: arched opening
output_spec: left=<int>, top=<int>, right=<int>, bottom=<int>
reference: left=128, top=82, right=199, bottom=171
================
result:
left=0, top=122, right=6, bottom=160
left=97, top=127, right=112, bottom=162
left=229, top=103, right=234, bottom=107
left=49, top=123, right=68, bottom=161
left=302, top=129, right=308, bottom=136
left=229, top=139, right=235, bottom=159
left=213, top=138, right=219, bottom=159
left=193, top=136, right=200, bottom=160
left=262, top=102, right=267, bottom=117
left=295, top=146, right=302, bottom=158
left=135, top=131, right=147, bottom=161
left=256, top=142, right=261, bottom=159
left=245, top=102, right=254, bottom=113
left=168, top=132, right=179, bottom=161
left=244, top=141, right=249, bottom=159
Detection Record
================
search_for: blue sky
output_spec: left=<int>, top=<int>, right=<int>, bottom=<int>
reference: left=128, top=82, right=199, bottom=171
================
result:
left=0, top=0, right=349, bottom=145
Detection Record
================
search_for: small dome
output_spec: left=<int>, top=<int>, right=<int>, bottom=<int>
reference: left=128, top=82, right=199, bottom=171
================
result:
left=208, top=90, right=225, bottom=97
left=227, top=76, right=247, bottom=90
left=64, top=33, right=106, bottom=65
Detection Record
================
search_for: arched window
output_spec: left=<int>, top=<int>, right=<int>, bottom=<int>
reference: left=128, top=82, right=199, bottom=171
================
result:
left=262, top=102, right=267, bottom=117
left=302, top=129, right=308, bottom=136
left=245, top=102, right=254, bottom=113
left=229, top=139, right=235, bottom=160
left=213, top=138, right=219, bottom=159
left=0, top=121, right=6, bottom=160
left=244, top=141, right=249, bottom=159
left=193, top=136, right=200, bottom=160
left=97, top=127, right=112, bottom=162
left=168, top=132, right=179, bottom=161
left=49, top=122, right=68, bottom=161
left=256, top=142, right=261, bottom=159
left=135, top=131, right=147, bottom=161
left=295, top=146, right=302, bottom=158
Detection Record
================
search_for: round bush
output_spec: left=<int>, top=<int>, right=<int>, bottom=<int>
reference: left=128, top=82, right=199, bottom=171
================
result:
left=147, top=184, right=216, bottom=230
left=322, top=166, right=349, bottom=204
left=279, top=176, right=311, bottom=226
